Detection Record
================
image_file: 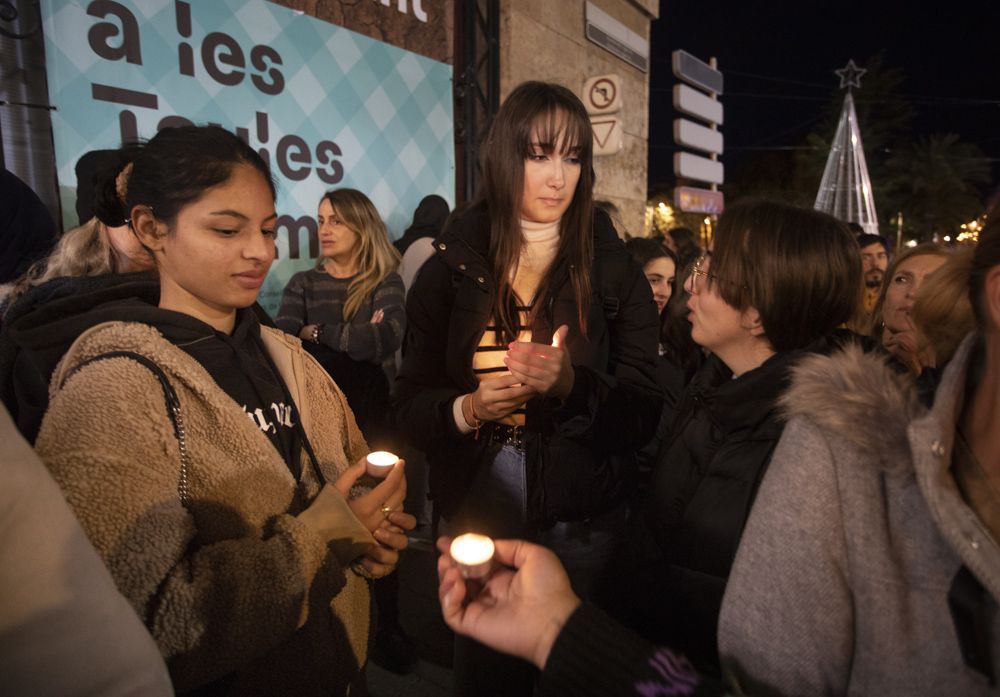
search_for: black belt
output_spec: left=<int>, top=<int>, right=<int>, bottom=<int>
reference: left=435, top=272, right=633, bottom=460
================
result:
left=487, top=422, right=525, bottom=450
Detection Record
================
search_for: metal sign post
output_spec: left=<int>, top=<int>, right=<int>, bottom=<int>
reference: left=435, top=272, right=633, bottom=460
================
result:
left=671, top=50, right=724, bottom=215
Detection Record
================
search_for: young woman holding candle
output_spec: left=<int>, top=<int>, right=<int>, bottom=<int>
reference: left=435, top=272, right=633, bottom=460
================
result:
left=32, top=125, right=414, bottom=696
left=276, top=188, right=405, bottom=444
left=395, top=80, right=661, bottom=695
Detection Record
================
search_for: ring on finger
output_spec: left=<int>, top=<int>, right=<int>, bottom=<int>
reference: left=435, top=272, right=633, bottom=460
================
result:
left=380, top=504, right=393, bottom=521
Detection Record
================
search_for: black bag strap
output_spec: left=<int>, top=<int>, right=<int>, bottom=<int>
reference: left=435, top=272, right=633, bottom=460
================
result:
left=66, top=351, right=191, bottom=508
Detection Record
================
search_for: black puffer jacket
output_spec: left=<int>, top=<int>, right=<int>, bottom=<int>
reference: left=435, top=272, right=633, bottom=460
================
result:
left=393, top=203, right=661, bottom=529
left=600, top=350, right=794, bottom=674
left=603, top=331, right=867, bottom=674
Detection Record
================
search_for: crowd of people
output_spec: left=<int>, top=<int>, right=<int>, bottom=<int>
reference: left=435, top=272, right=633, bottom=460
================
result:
left=1, top=79, right=997, bottom=697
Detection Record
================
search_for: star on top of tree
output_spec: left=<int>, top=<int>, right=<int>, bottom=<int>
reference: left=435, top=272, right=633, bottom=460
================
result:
left=834, top=59, right=867, bottom=90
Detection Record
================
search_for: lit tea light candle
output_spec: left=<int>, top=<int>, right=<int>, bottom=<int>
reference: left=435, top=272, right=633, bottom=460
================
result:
left=449, top=533, right=495, bottom=579
left=365, top=451, right=399, bottom=478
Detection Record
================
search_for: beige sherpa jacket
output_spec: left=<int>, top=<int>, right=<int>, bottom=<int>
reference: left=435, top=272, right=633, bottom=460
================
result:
left=36, top=320, right=377, bottom=696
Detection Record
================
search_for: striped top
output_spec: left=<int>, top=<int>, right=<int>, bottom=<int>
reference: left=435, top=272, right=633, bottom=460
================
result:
left=470, top=218, right=560, bottom=427
left=275, top=268, right=406, bottom=373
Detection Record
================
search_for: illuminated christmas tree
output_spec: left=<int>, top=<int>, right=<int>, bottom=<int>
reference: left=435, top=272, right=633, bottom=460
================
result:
left=814, top=60, right=879, bottom=234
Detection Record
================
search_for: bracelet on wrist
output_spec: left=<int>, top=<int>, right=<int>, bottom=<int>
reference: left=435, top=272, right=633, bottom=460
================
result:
left=310, top=324, right=323, bottom=343
left=463, top=393, right=483, bottom=429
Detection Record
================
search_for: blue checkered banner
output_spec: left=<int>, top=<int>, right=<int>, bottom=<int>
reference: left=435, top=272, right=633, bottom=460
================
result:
left=40, top=0, right=455, bottom=314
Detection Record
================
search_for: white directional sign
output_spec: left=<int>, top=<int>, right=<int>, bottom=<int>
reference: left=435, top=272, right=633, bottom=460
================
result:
left=674, top=119, right=723, bottom=155
left=673, top=84, right=723, bottom=125
left=674, top=152, right=724, bottom=185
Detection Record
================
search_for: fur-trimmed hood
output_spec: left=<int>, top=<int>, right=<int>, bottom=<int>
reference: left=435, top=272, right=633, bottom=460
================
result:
left=778, top=343, right=926, bottom=471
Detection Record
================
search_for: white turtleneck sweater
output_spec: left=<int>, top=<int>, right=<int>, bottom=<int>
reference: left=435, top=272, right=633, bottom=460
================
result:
left=453, top=218, right=561, bottom=431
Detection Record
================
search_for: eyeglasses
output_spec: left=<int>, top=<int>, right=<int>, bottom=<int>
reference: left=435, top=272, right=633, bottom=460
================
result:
left=687, top=255, right=718, bottom=294
left=686, top=254, right=746, bottom=294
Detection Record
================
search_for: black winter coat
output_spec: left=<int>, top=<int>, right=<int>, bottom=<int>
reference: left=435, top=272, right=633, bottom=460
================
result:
left=393, top=203, right=661, bottom=529
left=599, top=350, right=794, bottom=675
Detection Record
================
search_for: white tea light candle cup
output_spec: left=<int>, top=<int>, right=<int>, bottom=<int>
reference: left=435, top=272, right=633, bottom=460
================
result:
left=450, top=533, right=495, bottom=579
left=365, top=451, right=399, bottom=478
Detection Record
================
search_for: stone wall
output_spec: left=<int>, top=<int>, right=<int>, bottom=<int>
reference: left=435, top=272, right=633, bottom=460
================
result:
left=500, top=0, right=659, bottom=238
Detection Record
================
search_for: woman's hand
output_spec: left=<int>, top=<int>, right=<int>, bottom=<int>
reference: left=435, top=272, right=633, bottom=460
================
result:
left=468, top=375, right=537, bottom=423
left=296, top=458, right=406, bottom=539
left=504, top=325, right=574, bottom=400
left=299, top=324, right=319, bottom=341
left=359, top=509, right=416, bottom=576
left=370, top=309, right=385, bottom=324
left=332, top=457, right=408, bottom=533
left=437, top=536, right=581, bottom=670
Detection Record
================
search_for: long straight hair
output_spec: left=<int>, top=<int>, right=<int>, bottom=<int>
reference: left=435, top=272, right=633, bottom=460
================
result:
left=316, top=188, right=400, bottom=320
left=479, top=81, right=595, bottom=342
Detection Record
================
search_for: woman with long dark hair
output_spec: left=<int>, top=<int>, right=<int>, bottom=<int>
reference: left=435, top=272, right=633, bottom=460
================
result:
left=434, top=201, right=865, bottom=694
left=395, top=81, right=661, bottom=695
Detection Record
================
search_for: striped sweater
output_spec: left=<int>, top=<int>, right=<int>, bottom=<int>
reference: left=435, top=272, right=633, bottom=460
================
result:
left=466, top=219, right=560, bottom=427
left=275, top=269, right=405, bottom=373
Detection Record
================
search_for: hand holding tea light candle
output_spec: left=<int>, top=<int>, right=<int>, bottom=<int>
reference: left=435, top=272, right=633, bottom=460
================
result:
left=504, top=324, right=574, bottom=399
left=365, top=451, right=399, bottom=478
left=449, top=533, right=495, bottom=579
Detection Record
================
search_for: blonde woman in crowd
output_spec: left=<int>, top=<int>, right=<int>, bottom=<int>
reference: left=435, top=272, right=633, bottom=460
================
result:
left=276, top=188, right=404, bottom=443
left=868, top=243, right=949, bottom=374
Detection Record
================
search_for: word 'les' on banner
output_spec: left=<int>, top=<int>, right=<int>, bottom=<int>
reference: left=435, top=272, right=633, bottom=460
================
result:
left=41, top=0, right=455, bottom=314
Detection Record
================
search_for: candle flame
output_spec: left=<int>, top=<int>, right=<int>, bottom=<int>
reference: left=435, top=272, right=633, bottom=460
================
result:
left=450, top=533, right=495, bottom=565
left=366, top=451, right=399, bottom=467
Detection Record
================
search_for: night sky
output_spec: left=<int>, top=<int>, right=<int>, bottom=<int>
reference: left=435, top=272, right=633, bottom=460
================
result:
left=647, top=0, right=1000, bottom=195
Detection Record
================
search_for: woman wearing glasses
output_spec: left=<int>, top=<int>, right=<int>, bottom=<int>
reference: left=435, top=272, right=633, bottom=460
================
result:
left=601, top=199, right=861, bottom=675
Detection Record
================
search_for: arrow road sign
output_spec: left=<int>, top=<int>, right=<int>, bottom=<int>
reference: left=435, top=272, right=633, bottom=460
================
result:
left=584, top=75, right=621, bottom=114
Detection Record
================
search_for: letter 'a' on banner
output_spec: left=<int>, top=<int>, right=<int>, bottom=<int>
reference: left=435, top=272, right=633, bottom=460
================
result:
left=39, top=0, right=456, bottom=315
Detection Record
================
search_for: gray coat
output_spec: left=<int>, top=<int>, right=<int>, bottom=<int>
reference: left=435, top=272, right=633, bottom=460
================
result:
left=718, top=335, right=1000, bottom=696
